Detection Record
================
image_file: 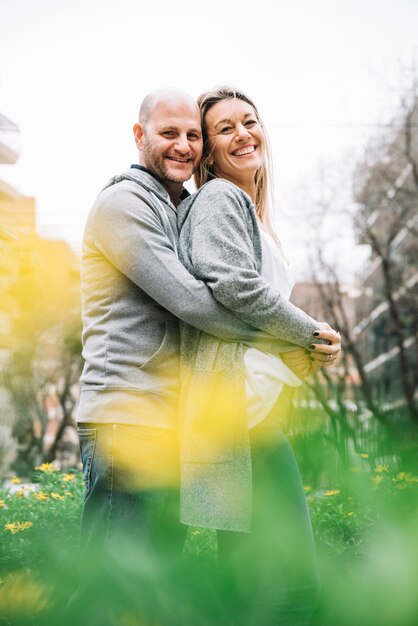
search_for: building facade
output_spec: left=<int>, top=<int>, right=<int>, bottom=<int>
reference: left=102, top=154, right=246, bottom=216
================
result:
left=353, top=99, right=418, bottom=417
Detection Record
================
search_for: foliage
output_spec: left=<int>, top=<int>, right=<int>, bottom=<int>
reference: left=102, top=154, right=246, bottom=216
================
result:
left=290, top=87, right=418, bottom=482
left=0, top=465, right=83, bottom=576
left=1, top=236, right=82, bottom=475
left=0, top=460, right=417, bottom=625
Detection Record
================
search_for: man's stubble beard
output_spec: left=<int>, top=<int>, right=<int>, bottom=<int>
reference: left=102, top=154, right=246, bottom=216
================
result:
left=142, top=137, right=192, bottom=185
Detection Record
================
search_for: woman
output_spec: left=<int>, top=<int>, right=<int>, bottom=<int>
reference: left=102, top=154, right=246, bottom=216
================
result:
left=177, top=87, right=340, bottom=625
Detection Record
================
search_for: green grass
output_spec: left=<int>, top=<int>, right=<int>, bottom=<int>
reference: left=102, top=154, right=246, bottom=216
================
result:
left=1, top=462, right=418, bottom=625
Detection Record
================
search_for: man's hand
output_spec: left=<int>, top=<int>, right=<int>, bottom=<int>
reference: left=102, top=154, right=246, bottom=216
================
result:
left=281, top=348, right=312, bottom=379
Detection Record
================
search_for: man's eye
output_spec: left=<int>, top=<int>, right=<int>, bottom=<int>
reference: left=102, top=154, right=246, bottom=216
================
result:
left=188, top=133, right=201, bottom=141
left=162, top=131, right=176, bottom=137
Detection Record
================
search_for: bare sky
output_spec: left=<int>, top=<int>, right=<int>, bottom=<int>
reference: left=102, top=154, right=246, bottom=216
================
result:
left=1, top=0, right=417, bottom=274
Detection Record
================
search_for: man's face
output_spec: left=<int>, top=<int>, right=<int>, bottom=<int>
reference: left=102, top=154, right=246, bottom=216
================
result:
left=134, top=98, right=203, bottom=185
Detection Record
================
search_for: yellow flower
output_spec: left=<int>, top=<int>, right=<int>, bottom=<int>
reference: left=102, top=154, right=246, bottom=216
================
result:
left=396, top=472, right=418, bottom=484
left=10, top=477, right=21, bottom=484
left=4, top=523, right=17, bottom=533
left=35, top=463, right=55, bottom=473
left=51, top=492, right=65, bottom=500
left=375, top=464, right=389, bottom=473
left=62, top=473, right=75, bottom=482
left=372, top=475, right=384, bottom=487
left=324, top=489, right=341, bottom=497
left=33, top=492, right=49, bottom=501
left=0, top=572, right=51, bottom=614
left=64, top=491, right=73, bottom=497
left=359, top=453, right=369, bottom=459
left=4, top=521, right=33, bottom=534
left=346, top=511, right=355, bottom=517
left=0, top=500, right=5, bottom=508
left=303, top=485, right=312, bottom=492
left=14, top=490, right=26, bottom=498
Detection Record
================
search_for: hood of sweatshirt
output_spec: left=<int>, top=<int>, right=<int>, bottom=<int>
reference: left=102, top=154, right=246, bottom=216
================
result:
left=102, top=165, right=178, bottom=210
left=177, top=181, right=210, bottom=230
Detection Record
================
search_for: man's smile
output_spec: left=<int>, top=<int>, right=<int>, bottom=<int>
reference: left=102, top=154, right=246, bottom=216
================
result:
left=165, top=155, right=193, bottom=163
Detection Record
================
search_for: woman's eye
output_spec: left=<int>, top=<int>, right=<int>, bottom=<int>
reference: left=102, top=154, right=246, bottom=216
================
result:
left=220, top=126, right=233, bottom=134
left=245, top=120, right=257, bottom=127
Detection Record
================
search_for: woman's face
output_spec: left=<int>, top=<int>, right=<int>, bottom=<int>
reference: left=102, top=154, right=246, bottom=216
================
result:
left=204, top=98, right=265, bottom=185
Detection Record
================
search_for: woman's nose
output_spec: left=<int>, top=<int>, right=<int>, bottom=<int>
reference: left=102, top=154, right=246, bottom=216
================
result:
left=235, top=123, right=250, bottom=141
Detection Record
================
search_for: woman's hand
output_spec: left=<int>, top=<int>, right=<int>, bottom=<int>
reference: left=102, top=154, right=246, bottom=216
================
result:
left=281, top=348, right=312, bottom=379
left=282, top=323, right=341, bottom=379
left=309, top=322, right=341, bottom=368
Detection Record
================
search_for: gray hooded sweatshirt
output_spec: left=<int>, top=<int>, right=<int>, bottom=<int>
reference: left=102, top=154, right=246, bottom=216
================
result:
left=77, top=167, right=300, bottom=429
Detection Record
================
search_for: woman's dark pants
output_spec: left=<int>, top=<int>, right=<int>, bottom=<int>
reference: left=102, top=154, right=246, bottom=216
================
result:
left=218, top=425, right=320, bottom=626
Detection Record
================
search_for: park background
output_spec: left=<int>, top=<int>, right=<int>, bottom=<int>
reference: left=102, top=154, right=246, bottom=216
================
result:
left=0, top=1, right=418, bottom=624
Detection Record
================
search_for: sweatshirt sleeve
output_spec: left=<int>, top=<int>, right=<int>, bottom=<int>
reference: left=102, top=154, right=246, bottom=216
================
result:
left=89, top=186, right=285, bottom=347
left=188, top=182, right=321, bottom=348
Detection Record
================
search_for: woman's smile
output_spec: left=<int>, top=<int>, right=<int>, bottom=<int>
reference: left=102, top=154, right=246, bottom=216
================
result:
left=231, top=144, right=257, bottom=157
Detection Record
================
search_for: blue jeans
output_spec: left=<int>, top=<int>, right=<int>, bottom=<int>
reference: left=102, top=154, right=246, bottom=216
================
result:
left=69, top=424, right=187, bottom=625
left=218, top=427, right=320, bottom=626
left=78, top=423, right=186, bottom=554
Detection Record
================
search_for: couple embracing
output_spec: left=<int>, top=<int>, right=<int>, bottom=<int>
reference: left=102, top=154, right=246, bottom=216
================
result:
left=77, top=86, right=341, bottom=625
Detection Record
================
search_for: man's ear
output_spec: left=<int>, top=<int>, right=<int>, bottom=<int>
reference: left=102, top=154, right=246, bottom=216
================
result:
left=133, top=123, right=144, bottom=151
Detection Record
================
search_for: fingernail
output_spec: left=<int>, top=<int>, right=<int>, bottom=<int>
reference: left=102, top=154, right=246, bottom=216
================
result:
left=313, top=331, right=320, bottom=336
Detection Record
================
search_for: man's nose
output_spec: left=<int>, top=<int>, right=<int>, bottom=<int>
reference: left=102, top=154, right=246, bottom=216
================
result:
left=174, top=134, right=190, bottom=153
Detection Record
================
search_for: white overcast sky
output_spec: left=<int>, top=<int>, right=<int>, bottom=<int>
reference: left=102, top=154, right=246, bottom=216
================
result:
left=1, top=0, right=417, bottom=274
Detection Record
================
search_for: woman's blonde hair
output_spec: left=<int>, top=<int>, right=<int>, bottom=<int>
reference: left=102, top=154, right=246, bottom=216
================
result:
left=194, top=86, right=277, bottom=238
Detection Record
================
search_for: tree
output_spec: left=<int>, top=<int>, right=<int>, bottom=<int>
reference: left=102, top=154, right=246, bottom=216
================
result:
left=292, top=86, right=418, bottom=472
left=1, top=235, right=82, bottom=475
